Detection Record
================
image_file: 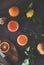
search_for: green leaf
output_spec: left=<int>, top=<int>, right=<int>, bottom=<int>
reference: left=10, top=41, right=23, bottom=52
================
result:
left=28, top=3, right=33, bottom=9
left=22, top=63, right=25, bottom=65
left=26, top=46, right=30, bottom=52
left=24, top=51, right=28, bottom=55
left=22, top=59, right=29, bottom=65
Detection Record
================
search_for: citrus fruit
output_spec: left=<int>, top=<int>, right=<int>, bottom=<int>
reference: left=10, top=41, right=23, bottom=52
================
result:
left=0, top=42, right=10, bottom=53
left=7, top=20, right=19, bottom=32
left=9, top=6, right=20, bottom=17
left=17, top=34, right=28, bottom=46
left=37, top=43, right=44, bottom=55
left=26, top=9, right=34, bottom=18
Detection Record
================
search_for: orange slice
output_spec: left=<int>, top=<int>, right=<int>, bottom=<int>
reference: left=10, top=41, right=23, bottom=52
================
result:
left=0, top=42, right=10, bottom=53
left=7, top=20, right=19, bottom=32
left=9, top=6, right=20, bottom=17
left=17, top=34, right=28, bottom=46
left=37, top=43, right=44, bottom=55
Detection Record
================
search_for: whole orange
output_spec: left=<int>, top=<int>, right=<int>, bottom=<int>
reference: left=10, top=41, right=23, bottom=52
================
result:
left=9, top=6, right=20, bottom=17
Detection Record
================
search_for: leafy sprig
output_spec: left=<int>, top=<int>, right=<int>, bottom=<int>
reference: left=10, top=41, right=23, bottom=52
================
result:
left=22, top=46, right=35, bottom=65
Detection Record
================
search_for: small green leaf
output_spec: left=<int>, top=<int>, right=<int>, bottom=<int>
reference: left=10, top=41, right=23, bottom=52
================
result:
left=28, top=3, right=33, bottom=9
left=26, top=46, right=30, bottom=52
left=24, top=51, right=28, bottom=55
left=22, top=59, right=29, bottom=65
left=22, top=63, right=25, bottom=65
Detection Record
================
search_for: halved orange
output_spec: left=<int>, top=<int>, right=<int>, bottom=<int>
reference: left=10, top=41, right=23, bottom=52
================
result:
left=7, top=20, right=19, bottom=32
left=0, top=42, right=10, bottom=53
left=37, top=43, right=44, bottom=55
left=9, top=6, right=20, bottom=17
left=17, top=34, right=28, bottom=46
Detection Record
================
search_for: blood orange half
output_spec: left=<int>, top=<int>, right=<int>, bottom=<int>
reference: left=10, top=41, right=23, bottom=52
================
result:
left=7, top=20, right=19, bottom=32
left=0, top=42, right=10, bottom=53
left=17, top=34, right=28, bottom=46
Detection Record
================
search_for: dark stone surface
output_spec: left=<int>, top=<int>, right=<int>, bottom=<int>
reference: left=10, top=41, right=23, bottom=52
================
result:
left=0, top=0, right=44, bottom=65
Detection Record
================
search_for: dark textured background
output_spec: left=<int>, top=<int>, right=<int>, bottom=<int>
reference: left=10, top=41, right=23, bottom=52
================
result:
left=0, top=0, right=44, bottom=65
